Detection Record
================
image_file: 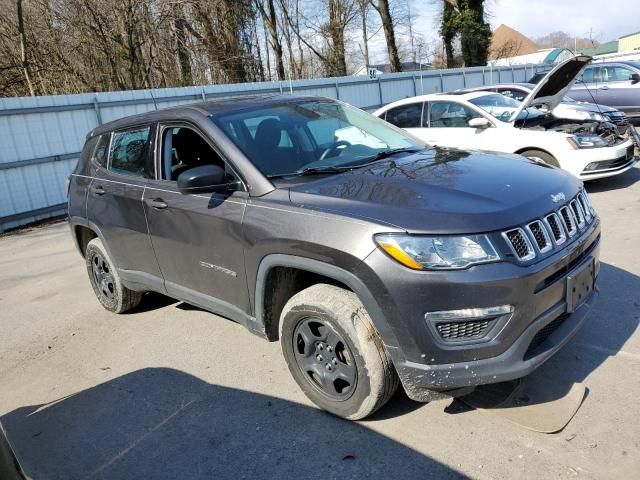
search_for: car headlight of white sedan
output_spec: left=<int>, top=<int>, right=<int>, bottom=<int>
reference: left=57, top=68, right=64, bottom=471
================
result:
left=567, top=134, right=609, bottom=149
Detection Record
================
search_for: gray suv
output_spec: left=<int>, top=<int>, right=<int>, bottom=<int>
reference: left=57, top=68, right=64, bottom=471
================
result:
left=569, top=61, right=640, bottom=122
left=68, top=96, right=600, bottom=419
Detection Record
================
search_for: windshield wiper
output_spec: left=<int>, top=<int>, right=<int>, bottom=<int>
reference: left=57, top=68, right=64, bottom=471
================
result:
left=267, top=148, right=422, bottom=179
left=360, top=147, right=422, bottom=164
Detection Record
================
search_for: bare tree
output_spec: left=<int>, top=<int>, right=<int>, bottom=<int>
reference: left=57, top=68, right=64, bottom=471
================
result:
left=369, top=0, right=401, bottom=72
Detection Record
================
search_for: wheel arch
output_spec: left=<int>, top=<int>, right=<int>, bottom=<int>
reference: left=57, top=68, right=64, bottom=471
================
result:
left=514, top=146, right=556, bottom=158
left=254, top=255, right=401, bottom=354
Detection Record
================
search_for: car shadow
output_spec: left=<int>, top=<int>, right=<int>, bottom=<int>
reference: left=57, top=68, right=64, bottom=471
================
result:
left=585, top=164, right=640, bottom=192
left=1, top=368, right=464, bottom=480
left=444, top=262, right=639, bottom=420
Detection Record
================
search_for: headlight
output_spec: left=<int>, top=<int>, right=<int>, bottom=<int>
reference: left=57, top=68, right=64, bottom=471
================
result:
left=573, top=110, right=606, bottom=122
left=374, top=234, right=500, bottom=270
left=567, top=134, right=608, bottom=149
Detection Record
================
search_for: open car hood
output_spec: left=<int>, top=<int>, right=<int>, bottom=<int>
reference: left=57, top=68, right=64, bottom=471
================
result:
left=509, top=56, right=592, bottom=122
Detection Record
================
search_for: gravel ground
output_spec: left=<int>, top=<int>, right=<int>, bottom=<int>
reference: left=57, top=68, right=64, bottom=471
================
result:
left=1, top=166, right=639, bottom=479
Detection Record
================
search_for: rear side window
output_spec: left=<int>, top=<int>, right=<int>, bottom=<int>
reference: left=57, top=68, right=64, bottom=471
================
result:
left=580, top=67, right=595, bottom=84
left=93, top=135, right=110, bottom=167
left=385, top=103, right=423, bottom=128
left=109, top=127, right=153, bottom=178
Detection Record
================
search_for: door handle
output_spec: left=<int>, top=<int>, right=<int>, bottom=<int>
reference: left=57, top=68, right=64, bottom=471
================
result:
left=147, top=198, right=168, bottom=210
left=599, top=86, right=610, bottom=90
left=90, top=185, right=105, bottom=195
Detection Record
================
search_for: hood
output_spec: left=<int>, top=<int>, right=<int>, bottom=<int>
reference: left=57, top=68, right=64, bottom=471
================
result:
left=510, top=56, right=592, bottom=122
left=287, top=148, right=581, bottom=234
left=560, top=101, right=617, bottom=114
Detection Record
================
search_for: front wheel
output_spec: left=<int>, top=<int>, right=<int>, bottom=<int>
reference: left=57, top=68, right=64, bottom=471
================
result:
left=279, top=284, right=399, bottom=420
left=520, top=149, right=560, bottom=167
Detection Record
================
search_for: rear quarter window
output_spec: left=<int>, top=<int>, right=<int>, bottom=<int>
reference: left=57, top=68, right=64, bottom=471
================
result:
left=92, top=135, right=110, bottom=168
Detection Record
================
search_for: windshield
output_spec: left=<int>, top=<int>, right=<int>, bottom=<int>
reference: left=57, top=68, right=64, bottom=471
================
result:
left=211, top=100, right=421, bottom=177
left=469, top=94, right=544, bottom=122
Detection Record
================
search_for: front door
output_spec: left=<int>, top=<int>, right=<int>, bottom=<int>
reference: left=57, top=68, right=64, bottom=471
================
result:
left=419, top=101, right=496, bottom=150
left=86, top=125, right=163, bottom=290
left=143, top=124, right=250, bottom=318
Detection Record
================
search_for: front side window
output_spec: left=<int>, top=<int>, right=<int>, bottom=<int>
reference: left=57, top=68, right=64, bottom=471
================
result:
left=428, top=101, right=481, bottom=127
left=497, top=88, right=528, bottom=102
left=385, top=103, right=423, bottom=128
left=160, top=126, right=233, bottom=182
left=600, top=66, right=634, bottom=82
left=109, top=127, right=152, bottom=178
left=212, top=100, right=420, bottom=177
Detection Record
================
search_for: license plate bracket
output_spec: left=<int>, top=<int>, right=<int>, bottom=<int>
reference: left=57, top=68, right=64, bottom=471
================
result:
left=566, top=258, right=595, bottom=313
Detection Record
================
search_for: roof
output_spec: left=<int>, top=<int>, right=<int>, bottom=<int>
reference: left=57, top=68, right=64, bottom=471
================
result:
left=490, top=24, right=539, bottom=60
left=619, top=31, right=640, bottom=40
left=581, top=40, right=619, bottom=56
left=90, top=95, right=324, bottom=137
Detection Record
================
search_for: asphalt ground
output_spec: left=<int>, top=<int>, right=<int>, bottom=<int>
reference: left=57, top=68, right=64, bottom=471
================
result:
left=1, top=165, right=639, bottom=479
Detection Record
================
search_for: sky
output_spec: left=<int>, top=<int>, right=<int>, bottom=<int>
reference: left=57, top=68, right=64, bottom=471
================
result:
left=365, top=0, right=640, bottom=64
left=411, top=0, right=640, bottom=44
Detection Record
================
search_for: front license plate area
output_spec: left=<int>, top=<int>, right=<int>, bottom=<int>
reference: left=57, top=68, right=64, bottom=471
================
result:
left=566, top=258, right=595, bottom=313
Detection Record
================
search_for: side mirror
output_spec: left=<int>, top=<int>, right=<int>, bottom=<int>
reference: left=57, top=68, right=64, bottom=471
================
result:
left=468, top=117, right=491, bottom=129
left=630, top=73, right=640, bottom=85
left=177, top=164, right=233, bottom=194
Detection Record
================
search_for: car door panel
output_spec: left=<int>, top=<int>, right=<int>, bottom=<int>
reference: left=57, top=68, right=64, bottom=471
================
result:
left=86, top=126, right=163, bottom=287
left=144, top=185, right=250, bottom=314
left=144, top=123, right=251, bottom=319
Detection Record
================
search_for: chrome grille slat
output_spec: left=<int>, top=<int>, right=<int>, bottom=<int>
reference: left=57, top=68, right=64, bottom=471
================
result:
left=502, top=190, right=595, bottom=263
left=526, top=220, right=552, bottom=253
left=570, top=200, right=586, bottom=229
left=544, top=213, right=566, bottom=246
left=559, top=206, right=577, bottom=237
left=502, top=228, right=536, bottom=261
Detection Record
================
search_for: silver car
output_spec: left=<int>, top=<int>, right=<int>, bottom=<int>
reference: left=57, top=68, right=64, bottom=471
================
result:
left=569, top=61, right=640, bottom=123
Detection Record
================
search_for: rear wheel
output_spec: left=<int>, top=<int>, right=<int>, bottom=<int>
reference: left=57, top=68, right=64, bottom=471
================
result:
left=280, top=284, right=399, bottom=420
left=520, top=149, right=560, bottom=167
left=85, top=238, right=143, bottom=313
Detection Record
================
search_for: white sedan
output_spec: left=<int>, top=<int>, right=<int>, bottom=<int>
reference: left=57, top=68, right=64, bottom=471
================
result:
left=374, top=56, right=636, bottom=181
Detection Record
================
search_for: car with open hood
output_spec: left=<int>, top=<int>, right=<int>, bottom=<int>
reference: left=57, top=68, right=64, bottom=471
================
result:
left=375, top=56, right=636, bottom=181
left=456, top=82, right=630, bottom=134
left=68, top=94, right=600, bottom=419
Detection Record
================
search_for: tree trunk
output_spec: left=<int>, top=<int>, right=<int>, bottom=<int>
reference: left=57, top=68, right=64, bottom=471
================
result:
left=359, top=0, right=370, bottom=67
left=370, top=0, right=401, bottom=72
left=16, top=0, right=35, bottom=96
left=174, top=6, right=193, bottom=86
left=327, top=0, right=347, bottom=76
left=256, top=0, right=285, bottom=81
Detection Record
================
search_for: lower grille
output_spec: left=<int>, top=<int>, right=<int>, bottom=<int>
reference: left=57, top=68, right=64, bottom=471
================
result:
left=524, top=315, right=569, bottom=359
left=436, top=319, right=491, bottom=340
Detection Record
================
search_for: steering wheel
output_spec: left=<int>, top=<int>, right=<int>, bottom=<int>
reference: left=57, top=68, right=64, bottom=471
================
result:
left=319, top=140, right=351, bottom=161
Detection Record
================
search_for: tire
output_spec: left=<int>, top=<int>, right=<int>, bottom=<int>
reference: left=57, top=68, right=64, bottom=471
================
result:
left=520, top=149, right=560, bottom=167
left=279, top=284, right=399, bottom=420
left=85, top=238, right=143, bottom=313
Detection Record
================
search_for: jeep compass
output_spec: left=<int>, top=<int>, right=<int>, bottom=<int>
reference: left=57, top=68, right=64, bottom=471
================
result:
left=68, top=96, right=600, bottom=419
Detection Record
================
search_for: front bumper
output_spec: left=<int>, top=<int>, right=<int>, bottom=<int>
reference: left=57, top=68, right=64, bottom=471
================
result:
left=357, top=218, right=600, bottom=401
left=555, top=139, right=635, bottom=180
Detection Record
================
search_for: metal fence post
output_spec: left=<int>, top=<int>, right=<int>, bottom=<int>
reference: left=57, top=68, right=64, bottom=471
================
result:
left=93, top=96, right=102, bottom=125
left=412, top=74, right=417, bottom=96
left=335, top=79, right=340, bottom=100
left=377, top=77, right=383, bottom=106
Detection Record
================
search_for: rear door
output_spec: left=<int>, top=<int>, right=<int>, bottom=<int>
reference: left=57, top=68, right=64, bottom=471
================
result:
left=86, top=125, right=163, bottom=290
left=143, top=123, right=250, bottom=316
left=594, top=64, right=640, bottom=114
left=569, top=65, right=599, bottom=103
left=382, top=102, right=424, bottom=138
